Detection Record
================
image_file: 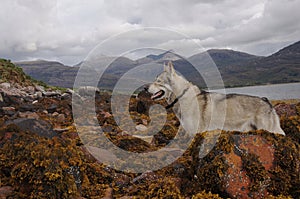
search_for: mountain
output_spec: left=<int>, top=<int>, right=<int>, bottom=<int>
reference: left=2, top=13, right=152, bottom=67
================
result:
left=220, top=41, right=300, bottom=86
left=15, top=60, right=79, bottom=88
left=146, top=51, right=182, bottom=61
left=13, top=41, right=300, bottom=89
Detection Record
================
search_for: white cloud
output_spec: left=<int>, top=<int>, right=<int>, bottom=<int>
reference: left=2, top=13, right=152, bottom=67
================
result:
left=0, top=0, right=299, bottom=64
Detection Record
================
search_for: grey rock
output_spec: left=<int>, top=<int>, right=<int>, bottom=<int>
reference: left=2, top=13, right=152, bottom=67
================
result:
left=18, top=111, right=39, bottom=119
left=52, top=112, right=59, bottom=117
left=43, top=91, right=61, bottom=97
left=5, top=118, right=57, bottom=138
left=135, top=124, right=148, bottom=132
left=22, top=86, right=35, bottom=94
left=61, top=92, right=71, bottom=100
left=35, top=85, right=45, bottom=92
left=66, top=88, right=74, bottom=94
left=19, top=104, right=38, bottom=112
left=36, top=91, right=43, bottom=99
left=47, top=104, right=58, bottom=113
left=1, top=107, right=16, bottom=116
left=78, top=86, right=100, bottom=97
left=0, top=82, right=11, bottom=89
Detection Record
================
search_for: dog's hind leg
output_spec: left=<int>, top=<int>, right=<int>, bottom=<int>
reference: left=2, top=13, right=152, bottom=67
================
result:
left=255, top=111, right=285, bottom=135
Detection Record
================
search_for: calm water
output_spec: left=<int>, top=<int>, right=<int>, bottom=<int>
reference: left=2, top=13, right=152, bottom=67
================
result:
left=213, top=83, right=300, bottom=100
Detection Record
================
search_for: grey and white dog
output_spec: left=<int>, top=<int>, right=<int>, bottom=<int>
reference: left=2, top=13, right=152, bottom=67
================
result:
left=148, top=61, right=285, bottom=135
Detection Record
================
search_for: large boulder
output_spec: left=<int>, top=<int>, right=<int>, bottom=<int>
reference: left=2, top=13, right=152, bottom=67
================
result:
left=5, top=118, right=57, bottom=139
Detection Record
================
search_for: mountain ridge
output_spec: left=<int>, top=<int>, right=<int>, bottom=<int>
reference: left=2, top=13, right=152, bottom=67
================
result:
left=14, top=40, right=300, bottom=89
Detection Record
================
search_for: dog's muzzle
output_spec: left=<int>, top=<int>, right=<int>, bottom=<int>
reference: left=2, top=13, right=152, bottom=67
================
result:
left=151, top=90, right=165, bottom=100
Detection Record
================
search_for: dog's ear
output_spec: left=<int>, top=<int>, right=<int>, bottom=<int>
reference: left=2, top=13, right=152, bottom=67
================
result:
left=165, top=61, right=175, bottom=75
left=163, top=62, right=168, bottom=72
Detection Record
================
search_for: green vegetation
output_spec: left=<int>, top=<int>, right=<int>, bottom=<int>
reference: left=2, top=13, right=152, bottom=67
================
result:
left=0, top=59, right=66, bottom=92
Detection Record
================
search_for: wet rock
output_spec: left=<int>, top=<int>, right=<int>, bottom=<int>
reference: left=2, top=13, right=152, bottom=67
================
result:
left=0, top=186, right=13, bottom=198
left=5, top=118, right=57, bottom=138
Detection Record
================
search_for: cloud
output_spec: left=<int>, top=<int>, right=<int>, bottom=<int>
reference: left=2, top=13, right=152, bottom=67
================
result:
left=0, top=0, right=299, bottom=64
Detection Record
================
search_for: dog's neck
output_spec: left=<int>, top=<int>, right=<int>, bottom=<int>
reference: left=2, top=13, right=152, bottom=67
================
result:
left=166, top=87, right=189, bottom=109
left=166, top=78, right=201, bottom=109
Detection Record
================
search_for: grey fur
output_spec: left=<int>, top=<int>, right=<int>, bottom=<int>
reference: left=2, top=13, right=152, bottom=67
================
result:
left=148, top=62, right=285, bottom=135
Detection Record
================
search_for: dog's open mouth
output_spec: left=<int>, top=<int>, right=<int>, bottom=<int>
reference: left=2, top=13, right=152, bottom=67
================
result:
left=151, top=90, right=165, bottom=100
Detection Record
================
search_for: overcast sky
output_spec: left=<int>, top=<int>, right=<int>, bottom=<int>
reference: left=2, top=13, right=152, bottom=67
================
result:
left=1, top=0, right=300, bottom=65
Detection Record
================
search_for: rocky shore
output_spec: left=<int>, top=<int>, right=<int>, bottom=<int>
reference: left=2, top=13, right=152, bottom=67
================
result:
left=0, top=59, right=299, bottom=198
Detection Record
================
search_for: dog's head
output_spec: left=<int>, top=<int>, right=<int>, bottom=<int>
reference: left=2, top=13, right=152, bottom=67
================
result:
left=148, top=61, right=176, bottom=101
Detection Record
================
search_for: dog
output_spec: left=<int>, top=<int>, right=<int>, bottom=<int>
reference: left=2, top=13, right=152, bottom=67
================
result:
left=147, top=61, right=285, bottom=135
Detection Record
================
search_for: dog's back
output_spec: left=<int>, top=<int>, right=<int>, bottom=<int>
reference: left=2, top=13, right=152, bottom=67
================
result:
left=199, top=92, right=285, bottom=135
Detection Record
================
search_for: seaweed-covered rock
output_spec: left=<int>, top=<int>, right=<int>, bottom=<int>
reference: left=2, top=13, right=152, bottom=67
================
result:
left=193, top=131, right=300, bottom=199
left=0, top=87, right=299, bottom=198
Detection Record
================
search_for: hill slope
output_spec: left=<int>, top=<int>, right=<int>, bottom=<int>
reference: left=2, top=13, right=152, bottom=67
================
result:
left=0, top=59, right=39, bottom=87
left=221, top=41, right=300, bottom=86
